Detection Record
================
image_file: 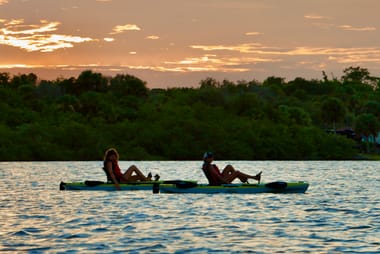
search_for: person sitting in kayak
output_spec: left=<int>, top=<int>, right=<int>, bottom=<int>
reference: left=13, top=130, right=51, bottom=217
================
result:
left=202, top=151, right=261, bottom=186
left=103, top=148, right=159, bottom=189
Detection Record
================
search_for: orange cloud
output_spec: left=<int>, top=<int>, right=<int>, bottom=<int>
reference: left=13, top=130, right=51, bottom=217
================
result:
left=110, top=24, right=141, bottom=34
left=304, top=15, right=331, bottom=20
left=191, top=43, right=280, bottom=54
left=2, top=19, right=59, bottom=35
left=0, top=64, right=43, bottom=69
left=160, top=53, right=280, bottom=73
left=0, top=19, right=93, bottom=52
left=338, top=25, right=376, bottom=31
left=146, top=35, right=159, bottom=40
left=245, top=32, right=262, bottom=36
left=187, top=42, right=380, bottom=73
left=304, top=15, right=376, bottom=32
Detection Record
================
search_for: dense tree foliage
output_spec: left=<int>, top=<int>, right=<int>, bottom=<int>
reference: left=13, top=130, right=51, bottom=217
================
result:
left=0, top=67, right=379, bottom=161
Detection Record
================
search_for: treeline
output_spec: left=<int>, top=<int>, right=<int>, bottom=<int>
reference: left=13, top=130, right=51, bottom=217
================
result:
left=0, top=67, right=379, bottom=161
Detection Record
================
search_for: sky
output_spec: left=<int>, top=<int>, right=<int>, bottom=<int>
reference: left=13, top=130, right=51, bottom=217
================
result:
left=0, top=0, right=379, bottom=88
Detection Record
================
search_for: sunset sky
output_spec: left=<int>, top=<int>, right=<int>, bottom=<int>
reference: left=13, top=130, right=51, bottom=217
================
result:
left=0, top=0, right=379, bottom=88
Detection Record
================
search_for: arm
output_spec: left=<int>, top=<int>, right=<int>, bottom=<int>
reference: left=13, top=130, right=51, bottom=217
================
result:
left=105, top=161, right=121, bottom=190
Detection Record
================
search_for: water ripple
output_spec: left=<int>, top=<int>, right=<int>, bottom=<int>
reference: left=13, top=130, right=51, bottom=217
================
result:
left=0, top=161, right=379, bottom=253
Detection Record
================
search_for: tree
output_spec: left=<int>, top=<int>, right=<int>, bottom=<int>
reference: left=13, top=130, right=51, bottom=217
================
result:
left=2, top=67, right=380, bottom=160
left=232, top=93, right=261, bottom=116
left=279, top=105, right=312, bottom=126
left=0, top=72, right=10, bottom=86
left=355, top=113, right=380, bottom=153
left=341, top=66, right=377, bottom=88
left=36, top=80, right=64, bottom=99
left=10, top=73, right=37, bottom=88
left=199, top=77, right=219, bottom=88
left=76, top=70, right=108, bottom=94
left=58, top=77, right=76, bottom=95
left=78, top=91, right=105, bottom=117
left=320, top=97, right=346, bottom=129
left=58, top=94, right=80, bottom=112
left=110, top=74, right=148, bottom=97
left=363, top=101, right=380, bottom=119
left=263, top=76, right=285, bottom=86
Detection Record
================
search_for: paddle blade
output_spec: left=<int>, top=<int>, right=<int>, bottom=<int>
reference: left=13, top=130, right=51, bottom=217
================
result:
left=59, top=181, right=66, bottom=190
left=265, top=181, right=287, bottom=190
left=163, top=180, right=198, bottom=189
left=84, top=180, right=105, bottom=187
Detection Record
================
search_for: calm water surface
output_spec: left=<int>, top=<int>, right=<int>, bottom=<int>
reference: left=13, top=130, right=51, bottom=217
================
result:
left=0, top=161, right=379, bottom=253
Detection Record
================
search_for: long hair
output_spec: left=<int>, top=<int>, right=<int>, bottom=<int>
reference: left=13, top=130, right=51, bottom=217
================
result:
left=104, top=148, right=119, bottom=161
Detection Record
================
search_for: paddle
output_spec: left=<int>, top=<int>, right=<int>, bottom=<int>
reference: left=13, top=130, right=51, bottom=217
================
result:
left=84, top=180, right=106, bottom=186
left=60, top=181, right=105, bottom=190
left=83, top=180, right=196, bottom=187
left=265, top=181, right=287, bottom=190
left=59, top=181, right=66, bottom=190
left=152, top=180, right=198, bottom=194
left=163, top=180, right=198, bottom=188
left=83, top=180, right=166, bottom=188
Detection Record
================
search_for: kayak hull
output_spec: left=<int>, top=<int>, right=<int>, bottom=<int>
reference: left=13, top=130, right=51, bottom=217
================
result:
left=60, top=181, right=309, bottom=194
left=159, top=181, right=308, bottom=194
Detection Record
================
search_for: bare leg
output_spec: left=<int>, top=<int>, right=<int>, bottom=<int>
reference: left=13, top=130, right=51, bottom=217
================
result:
left=222, top=165, right=261, bottom=183
left=121, top=165, right=152, bottom=182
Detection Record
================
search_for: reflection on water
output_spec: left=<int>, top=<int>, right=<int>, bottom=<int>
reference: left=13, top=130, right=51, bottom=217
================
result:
left=0, top=161, right=379, bottom=253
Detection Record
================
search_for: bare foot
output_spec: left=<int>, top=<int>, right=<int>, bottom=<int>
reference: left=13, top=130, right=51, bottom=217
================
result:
left=254, top=171, right=262, bottom=183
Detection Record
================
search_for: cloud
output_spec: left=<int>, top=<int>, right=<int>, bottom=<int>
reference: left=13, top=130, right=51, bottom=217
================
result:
left=304, top=15, right=376, bottom=32
left=304, top=15, right=331, bottom=20
left=0, top=63, right=41, bottom=69
left=338, top=25, right=376, bottom=32
left=245, top=32, right=262, bottom=36
left=159, top=52, right=280, bottom=73
left=187, top=42, right=380, bottom=73
left=2, top=20, right=60, bottom=35
left=0, top=19, right=93, bottom=52
left=3, top=36, right=378, bottom=76
left=192, top=42, right=380, bottom=57
left=191, top=43, right=280, bottom=54
left=146, top=35, right=159, bottom=40
left=110, top=24, right=141, bottom=34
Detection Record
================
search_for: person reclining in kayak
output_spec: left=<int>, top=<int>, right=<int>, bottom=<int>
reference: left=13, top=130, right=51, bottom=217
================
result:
left=103, top=148, right=159, bottom=189
left=202, top=151, right=261, bottom=186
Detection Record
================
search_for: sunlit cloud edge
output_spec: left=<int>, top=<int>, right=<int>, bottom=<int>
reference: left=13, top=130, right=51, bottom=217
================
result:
left=0, top=19, right=94, bottom=52
left=110, top=24, right=141, bottom=35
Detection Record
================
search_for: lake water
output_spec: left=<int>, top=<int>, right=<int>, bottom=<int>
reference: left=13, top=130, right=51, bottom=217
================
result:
left=0, top=161, right=379, bottom=253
